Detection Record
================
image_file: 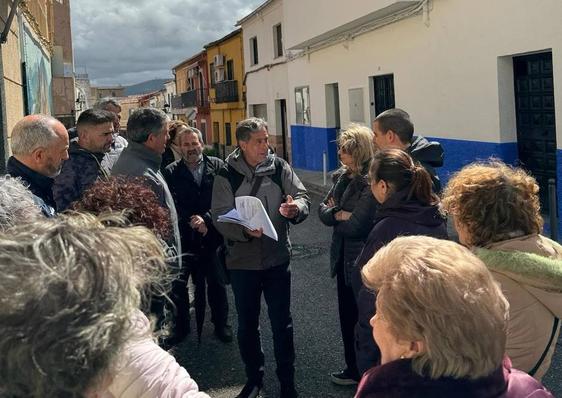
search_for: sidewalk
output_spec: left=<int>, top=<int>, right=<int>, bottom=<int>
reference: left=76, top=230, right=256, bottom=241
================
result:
left=294, top=168, right=334, bottom=197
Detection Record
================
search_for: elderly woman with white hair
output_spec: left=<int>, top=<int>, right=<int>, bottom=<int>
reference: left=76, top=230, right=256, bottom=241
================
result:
left=0, top=213, right=209, bottom=398
left=355, top=236, right=553, bottom=397
left=0, top=175, right=43, bottom=230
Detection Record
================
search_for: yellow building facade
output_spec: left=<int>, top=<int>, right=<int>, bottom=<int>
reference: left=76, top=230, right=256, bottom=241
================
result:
left=171, top=56, right=196, bottom=125
left=205, top=29, right=245, bottom=156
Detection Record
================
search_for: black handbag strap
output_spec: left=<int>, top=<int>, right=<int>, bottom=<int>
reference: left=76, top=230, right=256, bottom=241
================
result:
left=249, top=175, right=263, bottom=197
left=528, top=316, right=560, bottom=376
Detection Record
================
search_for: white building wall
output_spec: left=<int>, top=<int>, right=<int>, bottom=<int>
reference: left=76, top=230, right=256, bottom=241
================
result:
left=283, top=0, right=418, bottom=50
left=286, top=0, right=562, bottom=144
left=245, top=65, right=288, bottom=130
left=240, top=0, right=290, bottom=157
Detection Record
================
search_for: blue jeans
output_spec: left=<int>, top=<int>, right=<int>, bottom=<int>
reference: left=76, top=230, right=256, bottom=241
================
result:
left=230, top=262, right=295, bottom=386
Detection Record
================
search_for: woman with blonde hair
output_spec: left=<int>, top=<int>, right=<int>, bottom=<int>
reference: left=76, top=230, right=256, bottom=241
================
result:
left=442, top=161, right=562, bottom=380
left=355, top=236, right=553, bottom=397
left=353, top=148, right=447, bottom=376
left=319, top=123, right=378, bottom=385
left=0, top=214, right=209, bottom=397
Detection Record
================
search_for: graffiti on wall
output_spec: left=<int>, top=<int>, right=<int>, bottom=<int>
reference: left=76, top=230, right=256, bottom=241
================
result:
left=21, top=23, right=52, bottom=115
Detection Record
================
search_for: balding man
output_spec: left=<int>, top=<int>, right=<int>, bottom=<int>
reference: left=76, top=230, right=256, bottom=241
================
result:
left=6, top=114, right=69, bottom=216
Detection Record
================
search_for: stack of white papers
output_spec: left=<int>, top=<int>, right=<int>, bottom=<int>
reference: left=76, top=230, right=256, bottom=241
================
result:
left=218, top=196, right=278, bottom=241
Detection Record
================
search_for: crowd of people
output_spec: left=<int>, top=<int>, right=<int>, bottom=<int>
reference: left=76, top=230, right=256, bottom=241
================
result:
left=0, top=101, right=559, bottom=398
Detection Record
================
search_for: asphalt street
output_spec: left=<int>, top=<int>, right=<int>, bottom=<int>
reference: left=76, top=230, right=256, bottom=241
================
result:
left=174, top=193, right=562, bottom=397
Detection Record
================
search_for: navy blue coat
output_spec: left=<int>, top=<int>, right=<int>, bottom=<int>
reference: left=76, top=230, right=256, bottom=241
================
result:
left=6, top=156, right=56, bottom=217
left=163, top=155, right=224, bottom=258
left=353, top=188, right=448, bottom=375
left=52, top=142, right=107, bottom=211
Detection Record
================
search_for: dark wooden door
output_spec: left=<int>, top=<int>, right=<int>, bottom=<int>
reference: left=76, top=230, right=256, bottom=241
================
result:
left=374, top=74, right=395, bottom=116
left=514, top=52, right=556, bottom=211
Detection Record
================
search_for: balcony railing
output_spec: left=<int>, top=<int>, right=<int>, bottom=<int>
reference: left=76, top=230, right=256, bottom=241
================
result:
left=171, top=89, right=209, bottom=109
left=171, top=94, right=183, bottom=109
left=215, top=80, right=239, bottom=103
left=181, top=90, right=197, bottom=107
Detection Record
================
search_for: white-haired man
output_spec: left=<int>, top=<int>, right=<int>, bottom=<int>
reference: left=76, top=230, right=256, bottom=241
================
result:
left=6, top=114, right=69, bottom=216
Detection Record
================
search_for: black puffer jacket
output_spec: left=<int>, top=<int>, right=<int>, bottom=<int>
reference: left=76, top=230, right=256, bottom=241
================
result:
left=319, top=165, right=379, bottom=285
left=353, top=188, right=448, bottom=375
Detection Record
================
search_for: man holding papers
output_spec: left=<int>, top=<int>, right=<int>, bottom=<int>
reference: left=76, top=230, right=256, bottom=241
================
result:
left=212, top=118, right=310, bottom=398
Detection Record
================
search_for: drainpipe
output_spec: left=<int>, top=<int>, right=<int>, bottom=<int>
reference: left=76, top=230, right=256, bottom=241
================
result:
left=0, top=53, right=5, bottom=173
left=423, top=0, right=430, bottom=27
left=1, top=0, right=22, bottom=44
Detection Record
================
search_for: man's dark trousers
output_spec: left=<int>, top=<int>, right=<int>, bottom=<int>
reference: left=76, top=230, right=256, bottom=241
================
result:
left=230, top=262, right=295, bottom=386
left=188, top=252, right=229, bottom=329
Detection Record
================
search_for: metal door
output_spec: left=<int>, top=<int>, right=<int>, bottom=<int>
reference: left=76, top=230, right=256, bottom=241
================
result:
left=374, top=74, right=395, bottom=116
left=514, top=52, right=556, bottom=211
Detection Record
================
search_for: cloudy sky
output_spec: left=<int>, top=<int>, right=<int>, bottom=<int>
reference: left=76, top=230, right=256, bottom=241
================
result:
left=71, top=0, right=262, bottom=86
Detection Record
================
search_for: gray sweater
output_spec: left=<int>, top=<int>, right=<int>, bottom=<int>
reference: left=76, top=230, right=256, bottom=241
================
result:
left=111, top=141, right=181, bottom=266
left=211, top=148, right=310, bottom=270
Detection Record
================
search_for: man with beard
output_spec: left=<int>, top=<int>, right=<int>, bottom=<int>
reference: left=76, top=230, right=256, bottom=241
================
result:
left=163, top=127, right=231, bottom=344
left=6, top=114, right=69, bottom=216
left=94, top=98, right=128, bottom=173
left=53, top=109, right=114, bottom=211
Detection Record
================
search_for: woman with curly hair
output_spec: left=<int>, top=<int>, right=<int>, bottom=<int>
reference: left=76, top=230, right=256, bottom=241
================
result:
left=318, top=124, right=378, bottom=385
left=72, top=176, right=184, bottom=347
left=442, top=161, right=562, bottom=380
left=72, top=175, right=172, bottom=241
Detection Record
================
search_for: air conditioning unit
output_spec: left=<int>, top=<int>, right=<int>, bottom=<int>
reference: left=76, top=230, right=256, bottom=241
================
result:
left=187, top=68, right=196, bottom=78
left=214, top=68, right=225, bottom=83
left=214, top=54, right=225, bottom=67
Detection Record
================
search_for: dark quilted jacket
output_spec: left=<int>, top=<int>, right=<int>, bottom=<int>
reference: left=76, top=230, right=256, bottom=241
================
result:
left=52, top=141, right=108, bottom=211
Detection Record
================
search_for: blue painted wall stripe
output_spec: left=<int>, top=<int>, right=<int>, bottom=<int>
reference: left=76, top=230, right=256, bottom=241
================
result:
left=425, top=136, right=518, bottom=189
left=290, top=125, right=338, bottom=171
left=290, top=127, right=562, bottom=239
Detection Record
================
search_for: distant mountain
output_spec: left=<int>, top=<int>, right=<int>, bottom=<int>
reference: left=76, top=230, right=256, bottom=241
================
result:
left=124, top=78, right=171, bottom=96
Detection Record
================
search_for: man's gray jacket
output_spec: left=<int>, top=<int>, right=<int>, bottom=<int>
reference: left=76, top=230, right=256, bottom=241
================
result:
left=111, top=141, right=181, bottom=266
left=211, top=148, right=310, bottom=271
